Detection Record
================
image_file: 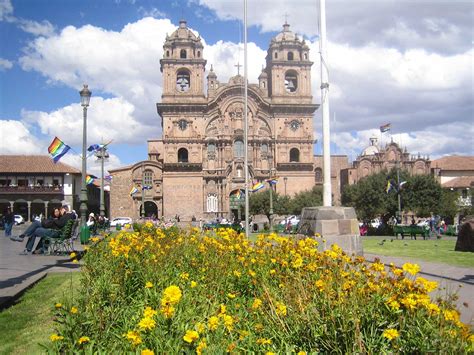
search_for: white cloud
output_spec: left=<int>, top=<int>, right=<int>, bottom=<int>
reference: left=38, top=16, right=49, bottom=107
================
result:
left=0, top=120, right=42, bottom=154
left=138, top=6, right=166, bottom=18
left=0, top=0, right=13, bottom=21
left=0, top=58, right=13, bottom=70
left=21, top=96, right=158, bottom=146
left=17, top=18, right=55, bottom=37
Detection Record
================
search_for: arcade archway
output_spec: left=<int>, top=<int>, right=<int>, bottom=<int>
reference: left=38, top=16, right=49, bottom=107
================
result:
left=140, top=201, right=158, bottom=219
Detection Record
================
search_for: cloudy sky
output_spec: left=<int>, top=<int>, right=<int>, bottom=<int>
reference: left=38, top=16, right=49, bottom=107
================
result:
left=0, top=0, right=472, bottom=175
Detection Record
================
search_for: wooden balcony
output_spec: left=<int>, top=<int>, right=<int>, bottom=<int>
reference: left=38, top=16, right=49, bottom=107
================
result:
left=0, top=186, right=64, bottom=194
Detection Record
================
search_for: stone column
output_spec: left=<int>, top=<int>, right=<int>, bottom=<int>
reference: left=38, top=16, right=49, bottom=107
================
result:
left=27, top=201, right=31, bottom=222
left=9, top=201, right=14, bottom=210
left=44, top=201, right=49, bottom=218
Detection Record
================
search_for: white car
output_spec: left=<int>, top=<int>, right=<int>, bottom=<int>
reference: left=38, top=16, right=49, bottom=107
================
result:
left=14, top=215, right=25, bottom=225
left=110, top=217, right=133, bottom=227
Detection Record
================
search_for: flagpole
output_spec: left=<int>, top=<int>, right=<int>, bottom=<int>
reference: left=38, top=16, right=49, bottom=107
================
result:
left=319, top=0, right=332, bottom=207
left=243, top=0, right=250, bottom=238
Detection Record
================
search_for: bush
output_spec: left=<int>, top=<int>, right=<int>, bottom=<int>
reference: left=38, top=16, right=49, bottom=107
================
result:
left=48, top=225, right=473, bottom=353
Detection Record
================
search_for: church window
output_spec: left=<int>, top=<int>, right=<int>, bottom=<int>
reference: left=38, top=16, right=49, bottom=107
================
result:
left=274, top=52, right=278, bottom=59
left=289, top=148, right=300, bottom=162
left=178, top=148, right=189, bottom=163
left=284, top=70, right=297, bottom=93
left=180, top=49, right=187, bottom=58
left=144, top=169, right=153, bottom=187
left=262, top=81, right=265, bottom=88
left=234, top=140, right=244, bottom=158
left=236, top=166, right=243, bottom=178
left=261, top=143, right=268, bottom=155
left=207, top=193, right=218, bottom=213
left=304, top=53, right=308, bottom=60
left=287, top=51, right=294, bottom=60
left=176, top=70, right=190, bottom=92
left=315, top=168, right=322, bottom=183
left=197, top=50, right=201, bottom=58
left=207, top=142, right=216, bottom=153
left=178, top=119, right=188, bottom=130
left=166, top=50, right=170, bottom=57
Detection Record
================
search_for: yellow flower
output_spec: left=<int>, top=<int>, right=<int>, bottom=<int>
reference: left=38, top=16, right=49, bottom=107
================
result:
left=219, top=304, right=227, bottom=314
left=145, top=281, right=154, bottom=288
left=50, top=334, right=64, bottom=342
left=143, top=306, right=157, bottom=318
left=256, top=338, right=272, bottom=345
left=251, top=298, right=263, bottom=310
left=208, top=316, right=219, bottom=330
left=233, top=270, right=241, bottom=277
left=427, top=303, right=440, bottom=315
left=190, top=281, right=197, bottom=288
left=162, top=285, right=182, bottom=305
left=196, top=322, right=206, bottom=333
left=180, top=272, right=190, bottom=280
left=196, top=340, right=207, bottom=355
left=443, top=309, right=459, bottom=322
left=315, top=280, right=325, bottom=291
left=387, top=300, right=400, bottom=311
left=77, top=336, right=90, bottom=344
left=297, top=352, right=306, bottom=355
left=70, top=252, right=77, bottom=258
left=223, top=314, right=234, bottom=331
left=141, top=349, right=154, bottom=355
left=183, top=330, right=199, bottom=343
left=90, top=236, right=100, bottom=243
left=402, top=263, right=420, bottom=276
left=138, top=317, right=156, bottom=331
left=70, top=306, right=78, bottom=314
left=382, top=328, right=399, bottom=341
left=227, top=293, right=236, bottom=299
left=54, top=303, right=62, bottom=308
left=160, top=305, right=175, bottom=318
left=124, top=330, right=142, bottom=346
left=275, top=301, right=287, bottom=316
left=266, top=352, right=276, bottom=355
left=72, top=259, right=79, bottom=264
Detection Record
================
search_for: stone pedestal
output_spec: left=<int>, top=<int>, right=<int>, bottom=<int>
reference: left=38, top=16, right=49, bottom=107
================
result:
left=297, top=206, right=363, bottom=256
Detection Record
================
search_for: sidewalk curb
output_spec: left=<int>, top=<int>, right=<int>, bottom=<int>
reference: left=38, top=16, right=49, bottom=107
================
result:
left=0, top=272, right=48, bottom=311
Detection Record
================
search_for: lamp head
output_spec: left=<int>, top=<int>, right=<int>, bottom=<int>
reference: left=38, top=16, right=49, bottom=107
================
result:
left=79, top=84, right=92, bottom=107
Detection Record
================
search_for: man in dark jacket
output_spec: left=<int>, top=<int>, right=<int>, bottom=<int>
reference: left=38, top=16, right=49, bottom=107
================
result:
left=16, top=205, right=74, bottom=255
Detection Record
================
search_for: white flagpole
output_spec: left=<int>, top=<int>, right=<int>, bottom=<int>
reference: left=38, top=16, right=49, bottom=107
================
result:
left=320, top=0, right=332, bottom=206
left=244, top=0, right=250, bottom=238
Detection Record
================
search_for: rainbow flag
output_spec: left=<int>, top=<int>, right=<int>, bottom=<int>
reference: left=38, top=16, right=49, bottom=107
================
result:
left=251, top=182, right=265, bottom=192
left=85, top=175, right=95, bottom=185
left=48, top=137, right=70, bottom=163
left=130, top=186, right=139, bottom=196
left=266, top=178, right=278, bottom=185
left=380, top=123, right=391, bottom=133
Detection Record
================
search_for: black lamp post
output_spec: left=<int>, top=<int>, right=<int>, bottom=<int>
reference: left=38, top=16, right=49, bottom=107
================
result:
left=95, top=145, right=109, bottom=218
left=79, top=84, right=91, bottom=232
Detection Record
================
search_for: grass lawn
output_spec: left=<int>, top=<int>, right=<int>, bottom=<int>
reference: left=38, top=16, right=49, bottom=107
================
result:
left=363, top=236, right=474, bottom=268
left=0, top=272, right=80, bottom=354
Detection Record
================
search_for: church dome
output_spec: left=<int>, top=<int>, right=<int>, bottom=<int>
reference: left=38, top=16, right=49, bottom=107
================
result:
left=207, top=65, right=217, bottom=79
left=273, top=23, right=297, bottom=42
left=361, top=136, right=380, bottom=156
left=165, top=19, right=201, bottom=45
left=258, top=68, right=268, bottom=79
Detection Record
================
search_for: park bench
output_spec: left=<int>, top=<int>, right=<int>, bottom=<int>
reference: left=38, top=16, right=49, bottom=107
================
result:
left=43, top=219, right=79, bottom=255
left=393, top=224, right=430, bottom=240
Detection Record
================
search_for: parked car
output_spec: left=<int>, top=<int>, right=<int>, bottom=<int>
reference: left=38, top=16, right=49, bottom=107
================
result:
left=14, top=215, right=25, bottom=225
left=110, top=217, right=133, bottom=227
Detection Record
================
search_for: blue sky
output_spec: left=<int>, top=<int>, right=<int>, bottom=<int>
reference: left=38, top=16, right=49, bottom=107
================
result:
left=1, top=0, right=472, bottom=175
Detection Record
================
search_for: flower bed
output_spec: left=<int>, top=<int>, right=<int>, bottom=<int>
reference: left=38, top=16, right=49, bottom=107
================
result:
left=49, top=224, right=473, bottom=353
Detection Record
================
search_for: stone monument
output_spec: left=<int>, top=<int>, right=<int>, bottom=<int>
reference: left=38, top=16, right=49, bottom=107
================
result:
left=298, top=206, right=363, bottom=256
left=455, top=215, right=474, bottom=252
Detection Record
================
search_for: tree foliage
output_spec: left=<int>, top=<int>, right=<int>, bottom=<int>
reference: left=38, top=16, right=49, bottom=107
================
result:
left=342, top=169, right=456, bottom=221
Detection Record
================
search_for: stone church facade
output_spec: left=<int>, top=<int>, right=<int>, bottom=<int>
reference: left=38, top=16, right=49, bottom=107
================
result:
left=110, top=20, right=345, bottom=221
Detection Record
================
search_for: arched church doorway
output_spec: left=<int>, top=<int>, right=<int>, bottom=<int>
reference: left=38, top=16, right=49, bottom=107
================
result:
left=140, top=201, right=158, bottom=219
left=229, top=189, right=245, bottom=223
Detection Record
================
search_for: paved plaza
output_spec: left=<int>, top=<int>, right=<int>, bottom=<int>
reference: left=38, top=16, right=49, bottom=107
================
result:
left=0, top=224, right=473, bottom=326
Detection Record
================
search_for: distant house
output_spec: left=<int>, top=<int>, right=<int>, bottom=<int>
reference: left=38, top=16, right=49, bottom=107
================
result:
left=432, top=156, right=474, bottom=211
left=0, top=155, right=107, bottom=221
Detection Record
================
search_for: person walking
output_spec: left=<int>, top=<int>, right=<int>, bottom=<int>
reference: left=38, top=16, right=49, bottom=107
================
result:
left=3, top=206, right=14, bottom=238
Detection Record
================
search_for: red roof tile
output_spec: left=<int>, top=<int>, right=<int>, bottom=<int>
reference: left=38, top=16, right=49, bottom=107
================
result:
left=432, top=156, right=474, bottom=171
left=442, top=176, right=474, bottom=189
left=0, top=155, right=80, bottom=174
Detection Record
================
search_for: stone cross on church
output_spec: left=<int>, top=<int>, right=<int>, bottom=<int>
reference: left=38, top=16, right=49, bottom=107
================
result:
left=234, top=62, right=242, bottom=76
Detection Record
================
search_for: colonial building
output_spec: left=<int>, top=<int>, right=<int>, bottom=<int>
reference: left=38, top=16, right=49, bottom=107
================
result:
left=110, top=21, right=346, bottom=220
left=0, top=155, right=108, bottom=221
left=343, top=137, right=431, bottom=186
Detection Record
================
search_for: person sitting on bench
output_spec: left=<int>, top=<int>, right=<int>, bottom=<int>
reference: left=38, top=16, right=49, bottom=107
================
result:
left=17, top=205, right=74, bottom=255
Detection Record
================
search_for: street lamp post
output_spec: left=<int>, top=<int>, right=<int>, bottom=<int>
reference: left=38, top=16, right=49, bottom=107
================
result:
left=95, top=145, right=109, bottom=218
left=79, top=85, right=91, bottom=231
left=268, top=167, right=275, bottom=231
left=141, top=162, right=145, bottom=218
left=284, top=177, right=288, bottom=196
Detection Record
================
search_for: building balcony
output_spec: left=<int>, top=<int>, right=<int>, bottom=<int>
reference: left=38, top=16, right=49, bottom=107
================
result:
left=277, top=163, right=314, bottom=171
left=0, top=185, right=64, bottom=194
left=164, top=163, right=202, bottom=172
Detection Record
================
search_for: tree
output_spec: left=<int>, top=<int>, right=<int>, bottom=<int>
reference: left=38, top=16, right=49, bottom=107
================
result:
left=403, top=174, right=443, bottom=217
left=249, top=189, right=291, bottom=220
left=288, top=186, right=323, bottom=215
